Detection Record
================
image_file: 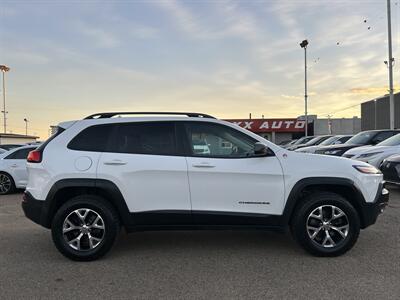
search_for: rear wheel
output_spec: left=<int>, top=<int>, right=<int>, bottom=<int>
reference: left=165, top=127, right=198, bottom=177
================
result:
left=0, top=172, right=15, bottom=195
left=291, top=192, right=360, bottom=257
left=51, top=195, right=120, bottom=261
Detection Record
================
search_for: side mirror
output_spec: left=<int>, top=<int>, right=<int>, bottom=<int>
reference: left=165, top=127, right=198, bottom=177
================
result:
left=254, top=142, right=269, bottom=156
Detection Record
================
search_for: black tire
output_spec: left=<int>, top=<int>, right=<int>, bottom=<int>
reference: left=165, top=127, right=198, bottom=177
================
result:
left=51, top=195, right=120, bottom=261
left=0, top=172, right=15, bottom=195
left=291, top=192, right=360, bottom=257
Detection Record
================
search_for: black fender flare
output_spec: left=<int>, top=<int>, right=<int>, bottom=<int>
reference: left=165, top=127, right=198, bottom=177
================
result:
left=42, top=178, right=133, bottom=228
left=280, top=177, right=366, bottom=226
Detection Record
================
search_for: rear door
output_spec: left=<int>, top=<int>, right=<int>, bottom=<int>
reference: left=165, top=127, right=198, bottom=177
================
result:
left=182, top=121, right=285, bottom=225
left=97, top=121, right=192, bottom=225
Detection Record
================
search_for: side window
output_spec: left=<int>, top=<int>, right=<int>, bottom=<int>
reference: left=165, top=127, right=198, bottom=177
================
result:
left=68, top=124, right=115, bottom=152
left=184, top=122, right=257, bottom=158
left=111, top=122, right=177, bottom=155
left=5, top=148, right=35, bottom=160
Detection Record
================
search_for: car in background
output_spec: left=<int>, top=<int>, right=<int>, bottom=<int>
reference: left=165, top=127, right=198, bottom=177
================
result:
left=193, top=140, right=211, bottom=155
left=0, top=144, right=24, bottom=152
left=296, top=135, right=353, bottom=154
left=285, top=136, right=315, bottom=150
left=279, top=139, right=298, bottom=148
left=288, top=135, right=332, bottom=151
left=342, top=133, right=400, bottom=167
left=315, top=130, right=400, bottom=156
left=380, top=154, right=400, bottom=185
left=0, top=145, right=39, bottom=194
left=278, top=139, right=295, bottom=146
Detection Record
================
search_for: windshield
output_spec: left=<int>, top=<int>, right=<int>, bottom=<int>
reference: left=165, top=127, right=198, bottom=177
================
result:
left=304, top=136, right=332, bottom=146
left=294, top=136, right=314, bottom=145
left=377, top=133, right=400, bottom=146
left=320, top=136, right=339, bottom=146
left=346, top=131, right=375, bottom=145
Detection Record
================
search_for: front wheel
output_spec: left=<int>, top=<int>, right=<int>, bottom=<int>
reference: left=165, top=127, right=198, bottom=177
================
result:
left=291, top=192, right=360, bottom=257
left=51, top=195, right=120, bottom=261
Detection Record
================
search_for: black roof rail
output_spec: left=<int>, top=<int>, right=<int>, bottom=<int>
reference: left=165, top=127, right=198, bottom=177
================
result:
left=84, top=111, right=215, bottom=120
left=84, top=112, right=216, bottom=120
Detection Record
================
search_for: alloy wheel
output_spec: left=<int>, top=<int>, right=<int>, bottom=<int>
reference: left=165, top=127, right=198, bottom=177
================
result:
left=306, top=205, right=349, bottom=248
left=62, top=208, right=105, bottom=251
left=0, top=174, right=12, bottom=194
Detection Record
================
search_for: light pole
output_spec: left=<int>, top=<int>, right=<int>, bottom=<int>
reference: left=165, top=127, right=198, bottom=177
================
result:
left=300, top=40, right=309, bottom=136
left=23, top=118, right=29, bottom=136
left=0, top=65, right=10, bottom=134
left=386, top=0, right=395, bottom=129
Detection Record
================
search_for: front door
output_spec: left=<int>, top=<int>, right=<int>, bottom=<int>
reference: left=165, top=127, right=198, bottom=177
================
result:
left=182, top=121, right=285, bottom=225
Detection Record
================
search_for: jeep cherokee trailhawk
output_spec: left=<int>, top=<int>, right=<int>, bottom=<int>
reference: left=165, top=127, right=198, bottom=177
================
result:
left=22, top=112, right=389, bottom=261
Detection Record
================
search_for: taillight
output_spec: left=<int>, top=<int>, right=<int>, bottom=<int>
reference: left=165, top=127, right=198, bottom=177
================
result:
left=27, top=150, right=42, bottom=163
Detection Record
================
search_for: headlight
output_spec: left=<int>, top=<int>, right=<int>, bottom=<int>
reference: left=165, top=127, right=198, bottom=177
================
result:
left=324, top=150, right=341, bottom=155
left=353, top=165, right=382, bottom=174
left=357, top=152, right=383, bottom=159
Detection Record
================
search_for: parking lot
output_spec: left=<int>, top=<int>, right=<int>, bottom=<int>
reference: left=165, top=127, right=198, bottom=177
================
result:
left=0, top=188, right=399, bottom=300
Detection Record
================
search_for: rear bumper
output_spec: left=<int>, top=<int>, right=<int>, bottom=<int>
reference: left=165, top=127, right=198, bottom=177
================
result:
left=22, top=192, right=48, bottom=228
left=360, top=183, right=389, bottom=228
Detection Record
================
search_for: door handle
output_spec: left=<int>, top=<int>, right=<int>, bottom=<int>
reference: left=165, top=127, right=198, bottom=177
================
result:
left=11, top=164, right=18, bottom=168
left=192, top=162, right=215, bottom=168
left=103, top=160, right=127, bottom=166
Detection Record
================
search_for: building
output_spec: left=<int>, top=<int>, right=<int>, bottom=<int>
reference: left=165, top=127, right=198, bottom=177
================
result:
left=0, top=133, right=38, bottom=145
left=361, top=92, right=400, bottom=130
left=225, top=116, right=361, bottom=144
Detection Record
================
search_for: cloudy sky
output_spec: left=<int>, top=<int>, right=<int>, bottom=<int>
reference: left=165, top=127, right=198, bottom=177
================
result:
left=0, top=0, right=399, bottom=138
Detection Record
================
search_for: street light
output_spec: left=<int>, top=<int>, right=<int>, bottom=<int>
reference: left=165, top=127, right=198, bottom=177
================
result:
left=0, top=65, right=10, bottom=134
left=300, top=40, right=309, bottom=136
left=386, top=0, right=395, bottom=129
left=23, top=118, right=29, bottom=136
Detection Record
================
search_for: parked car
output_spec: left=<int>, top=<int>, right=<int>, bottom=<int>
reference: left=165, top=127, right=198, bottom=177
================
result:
left=282, top=136, right=314, bottom=149
left=278, top=140, right=295, bottom=146
left=380, top=154, right=400, bottom=185
left=22, top=112, right=388, bottom=261
left=288, top=135, right=332, bottom=151
left=315, top=130, right=400, bottom=156
left=296, top=135, right=353, bottom=154
left=0, top=144, right=24, bottom=151
left=0, top=145, right=39, bottom=194
left=342, top=134, right=400, bottom=167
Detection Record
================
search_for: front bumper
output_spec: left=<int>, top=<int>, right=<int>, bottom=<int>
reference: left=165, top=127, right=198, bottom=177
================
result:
left=22, top=192, right=47, bottom=227
left=360, top=183, right=389, bottom=228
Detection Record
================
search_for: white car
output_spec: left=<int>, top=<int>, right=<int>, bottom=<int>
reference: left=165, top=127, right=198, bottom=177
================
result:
left=343, top=133, right=400, bottom=167
left=22, top=112, right=388, bottom=261
left=0, top=145, right=39, bottom=194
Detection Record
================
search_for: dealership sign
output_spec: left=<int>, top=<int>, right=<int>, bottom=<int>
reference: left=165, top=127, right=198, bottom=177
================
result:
left=226, top=119, right=306, bottom=133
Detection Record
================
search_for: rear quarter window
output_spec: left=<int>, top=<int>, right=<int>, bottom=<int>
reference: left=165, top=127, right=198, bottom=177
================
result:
left=68, top=124, right=114, bottom=152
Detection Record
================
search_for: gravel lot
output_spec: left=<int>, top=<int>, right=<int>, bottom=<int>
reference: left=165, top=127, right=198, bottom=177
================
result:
left=1, top=187, right=399, bottom=299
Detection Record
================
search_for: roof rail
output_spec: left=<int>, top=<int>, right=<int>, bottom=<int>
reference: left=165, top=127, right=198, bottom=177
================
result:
left=84, top=112, right=216, bottom=120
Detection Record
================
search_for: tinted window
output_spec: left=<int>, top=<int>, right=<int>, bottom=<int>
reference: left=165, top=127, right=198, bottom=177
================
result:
left=338, top=136, right=352, bottom=143
left=110, top=122, right=176, bottom=155
left=377, top=133, right=400, bottom=146
left=373, top=131, right=398, bottom=144
left=320, top=136, right=339, bottom=146
left=5, top=147, right=36, bottom=160
left=346, top=131, right=375, bottom=145
left=68, top=124, right=114, bottom=152
left=304, top=136, right=332, bottom=146
left=184, top=122, right=257, bottom=158
left=293, top=136, right=314, bottom=145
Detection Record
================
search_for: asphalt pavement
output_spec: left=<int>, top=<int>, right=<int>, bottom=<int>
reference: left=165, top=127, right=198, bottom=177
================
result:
left=1, top=187, right=399, bottom=299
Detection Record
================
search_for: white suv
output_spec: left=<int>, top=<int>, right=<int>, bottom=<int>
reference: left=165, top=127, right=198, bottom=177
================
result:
left=22, top=112, right=389, bottom=261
